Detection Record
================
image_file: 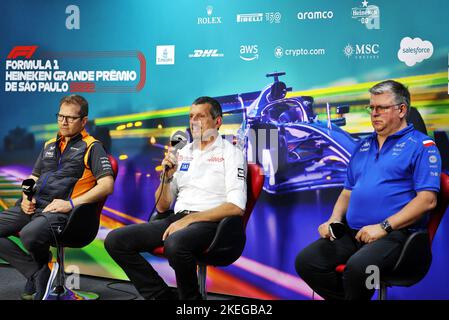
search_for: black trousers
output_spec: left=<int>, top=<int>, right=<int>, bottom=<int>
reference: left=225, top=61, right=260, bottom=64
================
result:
left=295, top=229, right=416, bottom=300
left=0, top=205, right=69, bottom=279
left=104, top=212, right=218, bottom=300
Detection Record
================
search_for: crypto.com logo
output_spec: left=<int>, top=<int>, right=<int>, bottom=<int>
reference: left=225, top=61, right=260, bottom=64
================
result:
left=274, top=46, right=284, bottom=58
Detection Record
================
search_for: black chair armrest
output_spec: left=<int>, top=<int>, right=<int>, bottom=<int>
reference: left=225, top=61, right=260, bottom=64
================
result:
left=197, top=215, right=246, bottom=267
left=383, top=231, right=432, bottom=286
left=60, top=202, right=100, bottom=248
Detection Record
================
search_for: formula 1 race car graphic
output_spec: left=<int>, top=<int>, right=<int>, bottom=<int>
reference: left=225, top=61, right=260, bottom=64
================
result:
left=218, top=72, right=358, bottom=194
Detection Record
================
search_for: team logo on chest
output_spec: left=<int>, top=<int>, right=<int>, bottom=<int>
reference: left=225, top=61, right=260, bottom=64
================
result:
left=180, top=163, right=190, bottom=171
left=360, top=141, right=370, bottom=152
left=207, top=155, right=224, bottom=162
left=392, top=141, right=406, bottom=156
left=44, top=150, right=55, bottom=159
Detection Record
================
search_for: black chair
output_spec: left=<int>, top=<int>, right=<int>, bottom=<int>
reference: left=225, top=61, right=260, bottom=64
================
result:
left=43, top=155, right=118, bottom=300
left=335, top=173, right=449, bottom=299
left=407, top=106, right=428, bottom=135
left=152, top=163, right=265, bottom=299
left=434, top=130, right=449, bottom=172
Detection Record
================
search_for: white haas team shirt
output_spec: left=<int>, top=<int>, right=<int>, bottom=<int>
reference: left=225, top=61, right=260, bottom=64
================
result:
left=170, top=136, right=247, bottom=213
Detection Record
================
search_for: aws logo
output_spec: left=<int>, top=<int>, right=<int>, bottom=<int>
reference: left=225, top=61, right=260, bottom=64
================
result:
left=239, top=45, right=259, bottom=61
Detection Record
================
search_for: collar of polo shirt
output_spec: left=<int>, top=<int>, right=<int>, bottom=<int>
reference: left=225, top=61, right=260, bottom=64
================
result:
left=190, top=134, right=223, bottom=152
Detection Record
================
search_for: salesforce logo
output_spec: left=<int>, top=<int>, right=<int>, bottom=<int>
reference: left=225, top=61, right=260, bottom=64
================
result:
left=297, top=10, right=334, bottom=20
left=397, top=37, right=433, bottom=67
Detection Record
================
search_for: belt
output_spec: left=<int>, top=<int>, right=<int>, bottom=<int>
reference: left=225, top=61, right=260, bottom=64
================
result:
left=176, top=210, right=197, bottom=215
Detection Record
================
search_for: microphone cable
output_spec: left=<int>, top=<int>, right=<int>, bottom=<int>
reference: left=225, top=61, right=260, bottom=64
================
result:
left=148, top=169, right=167, bottom=221
left=105, top=280, right=139, bottom=300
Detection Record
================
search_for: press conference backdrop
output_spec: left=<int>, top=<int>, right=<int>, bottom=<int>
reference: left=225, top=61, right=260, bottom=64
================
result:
left=1, top=0, right=448, bottom=299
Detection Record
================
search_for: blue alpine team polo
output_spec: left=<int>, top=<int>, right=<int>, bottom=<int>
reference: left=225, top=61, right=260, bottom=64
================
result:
left=344, top=124, right=441, bottom=230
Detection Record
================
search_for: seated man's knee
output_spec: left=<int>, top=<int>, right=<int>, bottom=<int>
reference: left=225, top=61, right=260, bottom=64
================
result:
left=104, top=228, right=130, bottom=253
left=164, top=236, right=188, bottom=265
left=295, top=243, right=324, bottom=278
left=342, top=259, right=377, bottom=300
left=295, top=249, right=310, bottom=278
left=343, top=259, right=371, bottom=285
left=19, top=227, right=43, bottom=252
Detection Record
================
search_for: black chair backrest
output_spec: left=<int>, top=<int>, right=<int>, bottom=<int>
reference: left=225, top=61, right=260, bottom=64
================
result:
left=60, top=202, right=101, bottom=247
left=407, top=106, right=427, bottom=135
left=434, top=131, right=449, bottom=172
left=60, top=155, right=118, bottom=248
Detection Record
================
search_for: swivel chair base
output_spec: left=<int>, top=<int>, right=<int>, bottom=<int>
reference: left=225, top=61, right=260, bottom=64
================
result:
left=43, top=261, right=100, bottom=300
left=45, top=287, right=100, bottom=300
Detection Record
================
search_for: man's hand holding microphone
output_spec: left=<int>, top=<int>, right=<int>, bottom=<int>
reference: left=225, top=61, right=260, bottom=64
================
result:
left=161, top=149, right=178, bottom=183
left=160, top=130, right=188, bottom=183
left=21, top=178, right=37, bottom=215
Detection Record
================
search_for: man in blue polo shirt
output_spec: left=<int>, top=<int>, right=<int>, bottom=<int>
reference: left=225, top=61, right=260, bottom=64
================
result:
left=295, top=80, right=441, bottom=300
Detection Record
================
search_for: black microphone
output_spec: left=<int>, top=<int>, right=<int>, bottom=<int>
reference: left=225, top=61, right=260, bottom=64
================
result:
left=21, top=178, right=36, bottom=201
left=329, top=221, right=360, bottom=248
left=165, top=130, right=188, bottom=171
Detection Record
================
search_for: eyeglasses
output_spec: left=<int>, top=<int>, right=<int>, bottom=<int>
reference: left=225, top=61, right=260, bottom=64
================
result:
left=365, top=103, right=403, bottom=114
left=56, top=113, right=84, bottom=123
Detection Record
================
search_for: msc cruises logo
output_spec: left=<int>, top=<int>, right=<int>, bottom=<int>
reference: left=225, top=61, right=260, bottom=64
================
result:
left=343, top=43, right=379, bottom=59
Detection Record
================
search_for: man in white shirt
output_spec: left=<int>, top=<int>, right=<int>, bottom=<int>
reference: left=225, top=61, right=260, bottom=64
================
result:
left=105, top=97, right=247, bottom=300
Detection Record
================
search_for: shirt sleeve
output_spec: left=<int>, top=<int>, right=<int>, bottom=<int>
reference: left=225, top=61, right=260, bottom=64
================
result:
left=413, top=142, right=441, bottom=193
left=169, top=172, right=179, bottom=204
left=224, top=146, right=247, bottom=210
left=31, top=148, right=44, bottom=178
left=87, top=142, right=114, bottom=180
left=343, top=154, right=356, bottom=190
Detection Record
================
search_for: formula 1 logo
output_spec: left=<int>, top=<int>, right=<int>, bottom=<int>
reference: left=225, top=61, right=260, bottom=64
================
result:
left=7, top=46, right=38, bottom=59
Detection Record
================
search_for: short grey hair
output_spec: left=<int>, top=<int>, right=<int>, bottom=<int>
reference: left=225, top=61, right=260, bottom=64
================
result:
left=369, top=80, right=410, bottom=116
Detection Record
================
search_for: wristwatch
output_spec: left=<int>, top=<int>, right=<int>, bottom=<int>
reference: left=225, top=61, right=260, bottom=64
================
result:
left=380, top=219, right=393, bottom=233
